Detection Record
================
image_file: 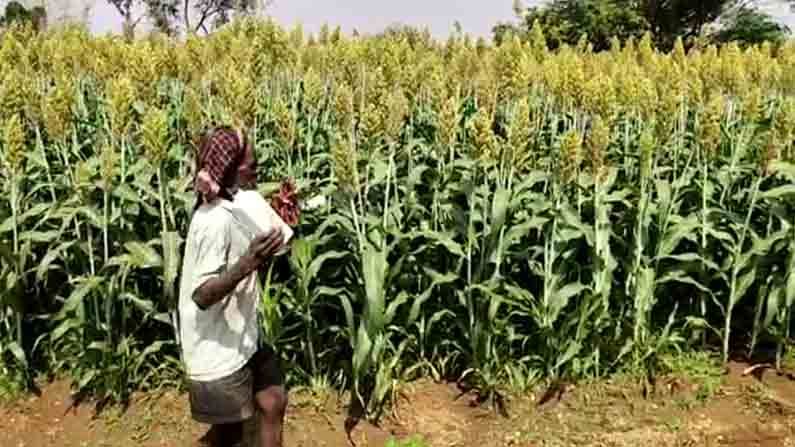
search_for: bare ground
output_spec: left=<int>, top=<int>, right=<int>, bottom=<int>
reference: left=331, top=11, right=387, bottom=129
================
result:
left=3, top=361, right=795, bottom=447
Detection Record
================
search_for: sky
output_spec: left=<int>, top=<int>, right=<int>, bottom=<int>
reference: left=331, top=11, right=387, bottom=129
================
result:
left=3, top=0, right=795, bottom=39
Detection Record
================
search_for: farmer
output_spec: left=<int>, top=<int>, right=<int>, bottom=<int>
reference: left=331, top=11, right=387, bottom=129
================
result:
left=178, top=126, right=288, bottom=447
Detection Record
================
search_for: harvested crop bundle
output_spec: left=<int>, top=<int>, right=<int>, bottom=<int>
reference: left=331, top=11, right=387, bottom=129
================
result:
left=271, top=178, right=300, bottom=227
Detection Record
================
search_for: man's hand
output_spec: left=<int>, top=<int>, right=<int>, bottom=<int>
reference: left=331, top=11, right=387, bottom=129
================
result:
left=194, top=229, right=284, bottom=310
left=242, top=229, right=284, bottom=269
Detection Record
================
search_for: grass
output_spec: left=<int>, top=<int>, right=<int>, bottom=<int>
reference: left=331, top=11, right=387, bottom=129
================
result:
left=0, top=369, right=23, bottom=404
left=661, top=352, right=725, bottom=403
left=384, top=437, right=429, bottom=447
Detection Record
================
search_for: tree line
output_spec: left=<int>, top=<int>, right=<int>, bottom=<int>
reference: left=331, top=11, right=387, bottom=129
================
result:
left=0, top=0, right=267, bottom=36
left=494, top=0, right=793, bottom=50
left=0, top=1, right=793, bottom=61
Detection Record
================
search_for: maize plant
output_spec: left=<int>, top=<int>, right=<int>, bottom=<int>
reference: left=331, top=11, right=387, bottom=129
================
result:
left=1, top=19, right=795, bottom=419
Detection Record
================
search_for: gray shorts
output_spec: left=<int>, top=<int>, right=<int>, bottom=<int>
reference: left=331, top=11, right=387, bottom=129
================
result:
left=188, top=346, right=284, bottom=425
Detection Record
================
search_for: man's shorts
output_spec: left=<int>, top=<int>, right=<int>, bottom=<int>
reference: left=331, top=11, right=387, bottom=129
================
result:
left=188, top=345, right=284, bottom=425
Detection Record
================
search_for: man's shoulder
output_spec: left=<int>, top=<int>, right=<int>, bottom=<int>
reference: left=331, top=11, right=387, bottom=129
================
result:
left=190, top=200, right=234, bottom=233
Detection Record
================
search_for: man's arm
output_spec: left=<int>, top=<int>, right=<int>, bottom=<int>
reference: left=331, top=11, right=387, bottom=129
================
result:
left=194, top=254, right=259, bottom=310
left=193, top=230, right=284, bottom=311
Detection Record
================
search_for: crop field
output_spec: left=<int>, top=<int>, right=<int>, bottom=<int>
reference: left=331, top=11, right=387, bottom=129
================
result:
left=2, top=18, right=795, bottom=446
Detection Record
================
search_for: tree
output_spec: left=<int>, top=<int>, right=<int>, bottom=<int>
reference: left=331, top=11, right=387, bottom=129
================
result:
left=0, top=1, right=47, bottom=32
left=182, top=0, right=261, bottom=34
left=494, top=0, right=648, bottom=51
left=713, top=6, right=790, bottom=47
left=498, top=0, right=789, bottom=50
left=106, top=0, right=264, bottom=37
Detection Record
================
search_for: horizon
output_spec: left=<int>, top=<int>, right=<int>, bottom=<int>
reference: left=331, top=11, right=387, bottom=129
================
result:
left=1, top=1, right=794, bottom=40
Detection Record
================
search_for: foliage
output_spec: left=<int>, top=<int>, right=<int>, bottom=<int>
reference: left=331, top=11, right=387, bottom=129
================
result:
left=384, top=437, right=429, bottom=447
left=0, top=1, right=46, bottom=32
left=498, top=0, right=790, bottom=50
left=494, top=0, right=647, bottom=51
left=106, top=0, right=261, bottom=36
left=1, top=19, right=795, bottom=420
left=713, top=7, right=791, bottom=47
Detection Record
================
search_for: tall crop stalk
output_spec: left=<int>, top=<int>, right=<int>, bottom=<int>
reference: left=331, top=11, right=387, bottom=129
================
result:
left=723, top=177, right=762, bottom=363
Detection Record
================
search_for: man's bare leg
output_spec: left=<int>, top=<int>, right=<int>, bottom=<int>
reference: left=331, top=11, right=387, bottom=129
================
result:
left=255, top=386, right=287, bottom=447
left=198, top=423, right=243, bottom=447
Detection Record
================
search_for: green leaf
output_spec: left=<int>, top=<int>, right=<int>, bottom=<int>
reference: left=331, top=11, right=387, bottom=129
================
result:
left=769, top=161, right=795, bottom=182
left=20, top=203, right=51, bottom=221
left=7, top=342, right=27, bottom=369
left=61, top=276, right=103, bottom=315
left=656, top=270, right=711, bottom=293
left=51, top=320, right=80, bottom=343
left=408, top=269, right=457, bottom=324
left=121, top=292, right=155, bottom=315
left=339, top=294, right=355, bottom=338
left=552, top=282, right=588, bottom=313
left=761, top=185, right=795, bottom=200
left=362, top=243, right=387, bottom=331
left=162, top=231, right=181, bottom=300
left=308, top=250, right=347, bottom=280
left=657, top=218, right=699, bottom=259
left=732, top=267, right=757, bottom=308
left=553, top=340, right=581, bottom=372
left=352, top=325, right=372, bottom=375
left=19, top=230, right=60, bottom=243
left=125, top=242, right=163, bottom=269
left=77, top=370, right=97, bottom=391
left=423, top=231, right=465, bottom=257
left=763, top=285, right=783, bottom=329
left=384, top=291, right=409, bottom=326
left=36, top=241, right=75, bottom=282
left=489, top=187, right=510, bottom=238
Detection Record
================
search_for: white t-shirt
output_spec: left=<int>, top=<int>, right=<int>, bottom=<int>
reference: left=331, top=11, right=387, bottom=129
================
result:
left=178, top=198, right=260, bottom=382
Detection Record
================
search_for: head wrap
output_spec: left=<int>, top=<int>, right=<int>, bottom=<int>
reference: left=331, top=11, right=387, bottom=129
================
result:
left=194, top=126, right=254, bottom=206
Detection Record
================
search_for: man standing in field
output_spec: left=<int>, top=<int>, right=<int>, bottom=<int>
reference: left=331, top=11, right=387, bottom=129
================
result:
left=179, top=126, right=288, bottom=447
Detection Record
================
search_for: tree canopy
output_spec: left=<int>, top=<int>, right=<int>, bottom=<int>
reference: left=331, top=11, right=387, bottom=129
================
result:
left=106, top=0, right=262, bottom=37
left=0, top=1, right=46, bottom=32
left=494, top=0, right=791, bottom=50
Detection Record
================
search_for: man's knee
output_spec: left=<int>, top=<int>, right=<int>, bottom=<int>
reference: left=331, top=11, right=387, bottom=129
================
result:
left=256, top=386, right=287, bottom=419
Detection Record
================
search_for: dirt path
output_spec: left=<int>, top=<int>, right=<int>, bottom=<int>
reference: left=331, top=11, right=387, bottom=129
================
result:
left=3, top=361, right=795, bottom=447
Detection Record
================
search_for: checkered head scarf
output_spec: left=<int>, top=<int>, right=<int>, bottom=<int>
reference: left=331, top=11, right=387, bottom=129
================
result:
left=194, top=126, right=255, bottom=206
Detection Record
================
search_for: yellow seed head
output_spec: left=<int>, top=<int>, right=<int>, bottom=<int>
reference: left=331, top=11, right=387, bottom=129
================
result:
left=559, top=129, right=582, bottom=183
left=470, top=110, right=497, bottom=162
left=638, top=127, right=655, bottom=181
left=700, top=94, right=724, bottom=157
left=0, top=69, right=29, bottom=121
left=2, top=114, right=25, bottom=174
left=183, top=86, right=205, bottom=140
left=530, top=21, right=548, bottom=60
left=303, top=68, right=326, bottom=113
left=107, top=76, right=136, bottom=136
left=331, top=133, right=359, bottom=192
left=760, top=131, right=780, bottom=176
left=334, top=83, right=355, bottom=131
left=41, top=76, right=75, bottom=142
left=741, top=86, right=764, bottom=123
left=99, top=139, right=118, bottom=190
left=222, top=62, right=256, bottom=128
left=141, top=107, right=170, bottom=166
left=272, top=98, right=296, bottom=149
left=507, top=98, right=533, bottom=169
left=438, top=94, right=460, bottom=151
left=774, top=97, right=795, bottom=142
left=673, top=37, right=687, bottom=67
left=588, top=115, right=610, bottom=181
left=384, top=90, right=409, bottom=143
left=581, top=73, right=616, bottom=120
left=774, top=98, right=795, bottom=161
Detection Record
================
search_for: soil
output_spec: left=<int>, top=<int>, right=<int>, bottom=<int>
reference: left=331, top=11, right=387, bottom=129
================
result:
left=3, top=361, right=795, bottom=447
